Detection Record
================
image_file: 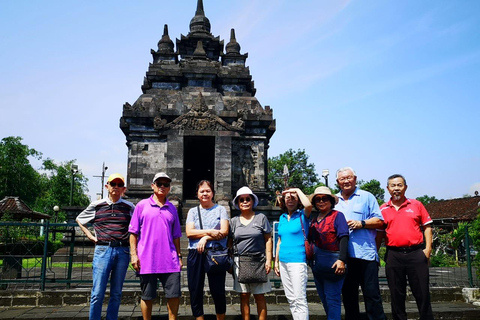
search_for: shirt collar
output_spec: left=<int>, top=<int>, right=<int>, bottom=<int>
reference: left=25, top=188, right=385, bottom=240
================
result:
left=282, top=208, right=302, bottom=217
left=338, top=187, right=360, bottom=201
left=105, top=197, right=123, bottom=205
left=385, top=197, right=410, bottom=208
left=148, top=195, right=171, bottom=208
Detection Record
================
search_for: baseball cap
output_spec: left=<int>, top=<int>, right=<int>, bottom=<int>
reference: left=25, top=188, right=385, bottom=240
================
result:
left=107, top=173, right=125, bottom=184
left=152, top=172, right=172, bottom=183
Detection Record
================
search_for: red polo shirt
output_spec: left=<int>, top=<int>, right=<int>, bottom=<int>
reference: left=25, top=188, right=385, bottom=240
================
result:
left=380, top=198, right=432, bottom=247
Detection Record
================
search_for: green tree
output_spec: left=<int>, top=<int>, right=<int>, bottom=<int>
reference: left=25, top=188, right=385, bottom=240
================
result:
left=358, top=179, right=385, bottom=205
left=34, top=159, right=90, bottom=222
left=0, top=136, right=90, bottom=222
left=268, top=149, right=322, bottom=199
left=416, top=194, right=441, bottom=205
left=0, top=136, right=43, bottom=206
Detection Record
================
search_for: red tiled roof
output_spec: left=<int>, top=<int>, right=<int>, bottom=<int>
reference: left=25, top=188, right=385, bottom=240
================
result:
left=0, top=196, right=51, bottom=220
left=425, top=196, right=480, bottom=222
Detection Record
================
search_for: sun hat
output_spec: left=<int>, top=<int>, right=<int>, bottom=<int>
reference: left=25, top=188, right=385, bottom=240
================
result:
left=107, top=173, right=125, bottom=184
left=232, top=186, right=259, bottom=210
left=309, top=186, right=338, bottom=204
left=152, top=172, right=172, bottom=183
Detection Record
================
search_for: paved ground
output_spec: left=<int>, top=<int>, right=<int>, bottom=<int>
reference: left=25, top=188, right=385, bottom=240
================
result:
left=1, top=301, right=480, bottom=320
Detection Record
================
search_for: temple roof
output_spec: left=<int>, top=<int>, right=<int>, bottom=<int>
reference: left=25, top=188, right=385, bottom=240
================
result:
left=157, top=24, right=174, bottom=54
left=189, top=0, right=211, bottom=35
left=0, top=196, right=51, bottom=221
left=226, top=29, right=241, bottom=55
left=122, top=0, right=273, bottom=138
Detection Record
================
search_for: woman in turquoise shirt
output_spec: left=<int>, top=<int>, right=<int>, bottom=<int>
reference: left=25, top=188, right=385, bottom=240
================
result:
left=274, top=187, right=312, bottom=320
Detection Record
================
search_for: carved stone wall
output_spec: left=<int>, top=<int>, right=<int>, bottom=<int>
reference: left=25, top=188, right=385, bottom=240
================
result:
left=232, top=139, right=267, bottom=193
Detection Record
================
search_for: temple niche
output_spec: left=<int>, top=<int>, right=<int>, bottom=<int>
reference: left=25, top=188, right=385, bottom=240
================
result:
left=120, top=0, right=275, bottom=211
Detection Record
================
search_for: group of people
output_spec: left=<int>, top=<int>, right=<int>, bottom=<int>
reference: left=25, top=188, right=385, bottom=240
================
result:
left=274, top=167, right=434, bottom=320
left=76, top=166, right=434, bottom=320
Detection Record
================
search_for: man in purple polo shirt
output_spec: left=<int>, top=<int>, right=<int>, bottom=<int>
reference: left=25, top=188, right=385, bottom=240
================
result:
left=129, top=172, right=182, bottom=320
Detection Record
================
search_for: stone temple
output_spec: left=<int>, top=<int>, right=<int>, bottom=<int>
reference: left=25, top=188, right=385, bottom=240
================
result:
left=120, top=0, right=276, bottom=211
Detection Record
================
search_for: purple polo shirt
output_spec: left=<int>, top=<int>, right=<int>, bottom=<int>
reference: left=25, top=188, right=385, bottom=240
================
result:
left=129, top=196, right=182, bottom=274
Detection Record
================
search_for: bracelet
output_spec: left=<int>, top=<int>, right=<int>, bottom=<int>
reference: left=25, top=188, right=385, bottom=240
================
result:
left=178, top=254, right=183, bottom=259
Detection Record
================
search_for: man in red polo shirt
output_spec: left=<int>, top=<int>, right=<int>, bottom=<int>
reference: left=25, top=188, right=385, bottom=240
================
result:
left=377, top=174, right=433, bottom=320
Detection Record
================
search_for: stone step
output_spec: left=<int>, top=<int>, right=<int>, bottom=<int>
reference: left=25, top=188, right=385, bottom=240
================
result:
left=0, top=300, right=479, bottom=320
left=0, top=287, right=476, bottom=307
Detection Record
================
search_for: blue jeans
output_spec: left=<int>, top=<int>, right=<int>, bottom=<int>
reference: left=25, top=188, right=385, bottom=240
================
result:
left=312, top=247, right=345, bottom=320
left=90, top=245, right=130, bottom=320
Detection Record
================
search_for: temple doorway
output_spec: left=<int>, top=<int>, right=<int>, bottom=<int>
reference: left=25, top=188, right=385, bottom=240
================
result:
left=183, top=136, right=215, bottom=199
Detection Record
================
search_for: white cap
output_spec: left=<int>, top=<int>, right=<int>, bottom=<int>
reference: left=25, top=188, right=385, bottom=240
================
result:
left=152, top=172, right=172, bottom=183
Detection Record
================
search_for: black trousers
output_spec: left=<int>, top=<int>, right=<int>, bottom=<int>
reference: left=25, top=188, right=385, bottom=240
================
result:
left=187, top=249, right=226, bottom=317
left=385, top=248, right=434, bottom=320
left=342, top=257, right=386, bottom=320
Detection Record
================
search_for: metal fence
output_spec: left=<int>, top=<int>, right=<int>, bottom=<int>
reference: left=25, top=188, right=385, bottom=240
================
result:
left=0, top=221, right=144, bottom=291
left=0, top=221, right=478, bottom=291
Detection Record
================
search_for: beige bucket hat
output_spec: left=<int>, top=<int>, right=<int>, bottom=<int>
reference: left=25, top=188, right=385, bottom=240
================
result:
left=309, top=186, right=338, bottom=204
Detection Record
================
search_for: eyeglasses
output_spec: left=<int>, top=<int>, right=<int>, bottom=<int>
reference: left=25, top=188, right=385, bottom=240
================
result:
left=239, top=197, right=251, bottom=203
left=109, top=182, right=125, bottom=188
left=338, top=175, right=354, bottom=183
left=315, top=196, right=330, bottom=203
left=155, top=181, right=171, bottom=188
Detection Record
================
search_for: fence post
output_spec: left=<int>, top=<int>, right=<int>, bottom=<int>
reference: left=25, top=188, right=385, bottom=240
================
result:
left=40, top=220, right=49, bottom=291
left=66, top=227, right=76, bottom=288
left=465, top=226, right=474, bottom=288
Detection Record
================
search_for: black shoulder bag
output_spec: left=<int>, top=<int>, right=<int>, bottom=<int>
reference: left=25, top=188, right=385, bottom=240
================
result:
left=197, top=206, right=233, bottom=273
left=232, top=216, right=268, bottom=283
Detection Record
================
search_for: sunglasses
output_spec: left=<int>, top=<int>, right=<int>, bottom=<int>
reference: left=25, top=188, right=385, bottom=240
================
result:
left=315, top=196, right=330, bottom=203
left=155, top=181, right=171, bottom=188
left=109, top=182, right=125, bottom=188
left=239, top=197, right=251, bottom=203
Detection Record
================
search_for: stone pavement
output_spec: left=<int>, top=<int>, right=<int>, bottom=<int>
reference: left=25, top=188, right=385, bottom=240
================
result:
left=0, top=301, right=480, bottom=320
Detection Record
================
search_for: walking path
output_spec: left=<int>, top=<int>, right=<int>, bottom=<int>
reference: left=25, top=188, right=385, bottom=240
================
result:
left=0, top=300, right=479, bottom=319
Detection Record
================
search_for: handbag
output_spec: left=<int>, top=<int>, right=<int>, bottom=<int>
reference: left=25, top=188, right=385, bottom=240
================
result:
left=237, top=252, right=268, bottom=284
left=205, top=244, right=233, bottom=273
left=300, top=215, right=314, bottom=261
left=231, top=217, right=267, bottom=283
left=197, top=206, right=233, bottom=273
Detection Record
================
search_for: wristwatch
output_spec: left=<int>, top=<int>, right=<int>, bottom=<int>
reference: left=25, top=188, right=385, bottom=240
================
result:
left=361, top=220, right=366, bottom=228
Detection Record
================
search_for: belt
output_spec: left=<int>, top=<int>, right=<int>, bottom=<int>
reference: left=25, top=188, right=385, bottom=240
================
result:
left=387, top=244, right=423, bottom=253
left=96, top=241, right=129, bottom=247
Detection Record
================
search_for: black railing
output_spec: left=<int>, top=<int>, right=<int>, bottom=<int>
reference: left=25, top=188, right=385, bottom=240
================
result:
left=0, top=221, right=144, bottom=290
left=0, top=221, right=478, bottom=291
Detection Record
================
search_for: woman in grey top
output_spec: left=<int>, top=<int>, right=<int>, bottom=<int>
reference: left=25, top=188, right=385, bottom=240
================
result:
left=229, top=186, right=273, bottom=320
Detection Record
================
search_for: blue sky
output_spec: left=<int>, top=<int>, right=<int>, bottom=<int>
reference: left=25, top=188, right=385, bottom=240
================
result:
left=1, top=0, right=479, bottom=201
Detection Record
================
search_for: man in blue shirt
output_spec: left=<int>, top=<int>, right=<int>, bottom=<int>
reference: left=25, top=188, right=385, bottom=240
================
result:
left=335, top=167, right=386, bottom=320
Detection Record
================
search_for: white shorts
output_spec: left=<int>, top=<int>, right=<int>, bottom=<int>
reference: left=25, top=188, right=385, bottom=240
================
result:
left=232, top=256, right=272, bottom=294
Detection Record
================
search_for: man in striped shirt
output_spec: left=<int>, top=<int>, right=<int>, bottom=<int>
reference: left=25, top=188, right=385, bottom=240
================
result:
left=76, top=173, right=135, bottom=320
